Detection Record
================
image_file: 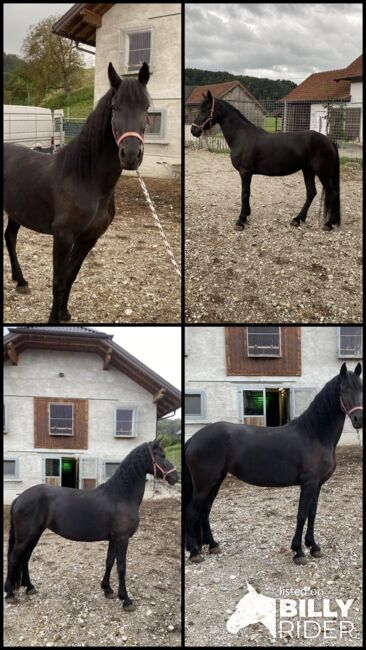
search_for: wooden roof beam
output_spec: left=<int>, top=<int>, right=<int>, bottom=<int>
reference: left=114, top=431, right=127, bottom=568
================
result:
left=103, top=347, right=113, bottom=370
left=80, top=9, right=102, bottom=28
left=153, top=387, right=166, bottom=403
left=7, top=342, right=18, bottom=365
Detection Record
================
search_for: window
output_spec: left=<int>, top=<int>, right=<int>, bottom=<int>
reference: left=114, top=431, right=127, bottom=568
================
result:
left=49, top=403, right=73, bottom=435
left=247, top=326, right=281, bottom=357
left=120, top=28, right=152, bottom=74
left=4, top=458, right=18, bottom=479
left=146, top=110, right=166, bottom=140
left=105, top=462, right=120, bottom=479
left=45, top=458, right=60, bottom=477
left=185, top=389, right=207, bottom=420
left=115, top=408, right=137, bottom=437
left=338, top=326, right=362, bottom=358
left=243, top=390, right=265, bottom=416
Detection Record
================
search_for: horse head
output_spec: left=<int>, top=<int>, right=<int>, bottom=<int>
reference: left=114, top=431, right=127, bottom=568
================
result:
left=148, top=439, right=179, bottom=485
left=109, top=62, right=151, bottom=170
left=339, top=362, right=363, bottom=430
left=191, top=90, right=216, bottom=137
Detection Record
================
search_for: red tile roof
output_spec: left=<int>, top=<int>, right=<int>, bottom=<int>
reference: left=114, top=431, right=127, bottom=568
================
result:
left=334, top=54, right=363, bottom=81
left=186, top=81, right=266, bottom=113
left=281, top=69, right=351, bottom=102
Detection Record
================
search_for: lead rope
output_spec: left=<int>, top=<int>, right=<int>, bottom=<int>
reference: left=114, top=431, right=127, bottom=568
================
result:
left=136, top=170, right=181, bottom=279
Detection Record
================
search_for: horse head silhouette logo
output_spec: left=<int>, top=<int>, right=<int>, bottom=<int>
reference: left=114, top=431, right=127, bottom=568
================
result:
left=227, top=583, right=276, bottom=637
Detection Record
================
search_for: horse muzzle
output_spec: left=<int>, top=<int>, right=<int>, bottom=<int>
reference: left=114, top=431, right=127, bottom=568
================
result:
left=119, top=141, right=143, bottom=170
left=191, top=124, right=202, bottom=138
left=166, top=469, right=179, bottom=485
left=350, top=410, right=363, bottom=431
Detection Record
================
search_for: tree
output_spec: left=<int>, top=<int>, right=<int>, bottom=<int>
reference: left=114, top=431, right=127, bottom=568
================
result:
left=22, top=15, right=84, bottom=98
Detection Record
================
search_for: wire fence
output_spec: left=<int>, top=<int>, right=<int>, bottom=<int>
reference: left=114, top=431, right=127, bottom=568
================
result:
left=185, top=99, right=363, bottom=159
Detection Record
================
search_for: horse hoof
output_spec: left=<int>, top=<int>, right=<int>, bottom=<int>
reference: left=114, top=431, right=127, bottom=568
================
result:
left=209, top=545, right=221, bottom=555
left=290, top=219, right=300, bottom=227
left=60, top=310, right=72, bottom=322
left=311, top=550, right=324, bottom=558
left=234, top=224, right=245, bottom=231
left=293, top=555, right=307, bottom=565
left=123, top=602, right=136, bottom=612
left=16, top=284, right=31, bottom=294
left=26, top=587, right=37, bottom=595
left=190, top=553, right=204, bottom=563
left=5, top=596, right=19, bottom=605
left=322, top=224, right=333, bottom=231
left=105, top=592, right=117, bottom=599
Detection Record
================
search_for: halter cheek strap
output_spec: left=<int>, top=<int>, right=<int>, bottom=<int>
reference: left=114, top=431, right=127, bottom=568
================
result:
left=340, top=397, right=363, bottom=417
left=149, top=445, right=176, bottom=482
left=112, top=116, right=152, bottom=148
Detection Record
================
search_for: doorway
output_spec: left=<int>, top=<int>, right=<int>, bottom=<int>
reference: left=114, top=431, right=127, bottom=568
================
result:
left=61, top=457, right=78, bottom=488
left=242, top=387, right=291, bottom=426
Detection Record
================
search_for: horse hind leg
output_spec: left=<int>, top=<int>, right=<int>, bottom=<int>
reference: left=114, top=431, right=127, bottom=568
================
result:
left=4, top=218, right=30, bottom=293
left=21, top=532, right=43, bottom=595
left=5, top=540, right=30, bottom=602
left=291, top=170, right=316, bottom=227
left=202, top=475, right=225, bottom=554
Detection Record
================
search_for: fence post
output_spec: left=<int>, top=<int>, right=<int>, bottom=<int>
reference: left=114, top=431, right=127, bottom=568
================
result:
left=283, top=100, right=287, bottom=133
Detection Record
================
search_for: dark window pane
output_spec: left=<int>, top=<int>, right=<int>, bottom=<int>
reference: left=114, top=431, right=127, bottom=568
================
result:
left=105, top=462, right=120, bottom=478
left=244, top=391, right=264, bottom=416
left=116, top=409, right=133, bottom=434
left=49, top=403, right=73, bottom=434
left=4, top=460, right=15, bottom=476
left=248, top=326, right=280, bottom=356
left=45, top=458, right=60, bottom=476
left=185, top=394, right=202, bottom=415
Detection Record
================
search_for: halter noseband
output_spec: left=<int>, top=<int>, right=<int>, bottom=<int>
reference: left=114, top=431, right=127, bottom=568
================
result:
left=192, top=97, right=216, bottom=133
left=340, top=397, right=363, bottom=417
left=112, top=115, right=152, bottom=149
left=149, top=444, right=176, bottom=482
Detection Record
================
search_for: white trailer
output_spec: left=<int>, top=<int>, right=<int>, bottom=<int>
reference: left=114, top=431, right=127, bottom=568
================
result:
left=3, top=105, right=64, bottom=151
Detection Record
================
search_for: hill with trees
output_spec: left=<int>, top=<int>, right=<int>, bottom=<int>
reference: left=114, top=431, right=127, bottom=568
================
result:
left=185, top=68, right=297, bottom=102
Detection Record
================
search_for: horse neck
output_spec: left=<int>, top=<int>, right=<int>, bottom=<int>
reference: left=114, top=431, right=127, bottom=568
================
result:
left=216, top=99, right=256, bottom=148
left=299, top=376, right=345, bottom=449
left=104, top=446, right=149, bottom=504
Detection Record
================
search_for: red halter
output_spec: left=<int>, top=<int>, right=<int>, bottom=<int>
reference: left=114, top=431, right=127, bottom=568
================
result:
left=149, top=444, right=176, bottom=482
left=340, top=398, right=363, bottom=417
left=112, top=115, right=152, bottom=148
left=192, top=97, right=215, bottom=132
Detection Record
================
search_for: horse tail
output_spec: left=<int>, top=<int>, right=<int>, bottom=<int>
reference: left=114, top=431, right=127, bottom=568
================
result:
left=184, top=438, right=193, bottom=507
left=323, top=142, right=341, bottom=227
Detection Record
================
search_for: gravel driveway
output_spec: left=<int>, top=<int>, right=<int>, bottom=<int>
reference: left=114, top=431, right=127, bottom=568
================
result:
left=185, top=446, right=362, bottom=647
left=185, top=149, right=362, bottom=323
left=4, top=495, right=181, bottom=647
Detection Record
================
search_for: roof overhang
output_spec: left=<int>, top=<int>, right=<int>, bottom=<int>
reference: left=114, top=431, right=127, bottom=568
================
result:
left=52, top=3, right=114, bottom=47
left=4, top=327, right=181, bottom=418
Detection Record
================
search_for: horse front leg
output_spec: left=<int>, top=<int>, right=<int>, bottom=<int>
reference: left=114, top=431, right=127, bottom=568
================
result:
left=49, top=232, right=74, bottom=323
left=115, top=538, right=135, bottom=611
left=291, top=480, right=319, bottom=564
left=60, top=239, right=98, bottom=322
left=304, top=484, right=323, bottom=558
left=101, top=541, right=117, bottom=599
left=291, top=169, right=316, bottom=226
left=4, top=218, right=30, bottom=293
left=236, top=171, right=252, bottom=230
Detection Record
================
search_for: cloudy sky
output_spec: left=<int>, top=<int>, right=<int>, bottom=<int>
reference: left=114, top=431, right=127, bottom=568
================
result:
left=4, top=3, right=74, bottom=55
left=185, top=3, right=362, bottom=82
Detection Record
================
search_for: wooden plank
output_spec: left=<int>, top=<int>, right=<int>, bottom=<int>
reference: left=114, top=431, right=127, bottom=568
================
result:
left=225, top=326, right=301, bottom=376
left=153, top=387, right=166, bottom=403
left=7, top=342, right=18, bottom=365
left=80, top=9, right=102, bottom=27
left=103, top=347, right=112, bottom=370
left=34, top=397, right=88, bottom=449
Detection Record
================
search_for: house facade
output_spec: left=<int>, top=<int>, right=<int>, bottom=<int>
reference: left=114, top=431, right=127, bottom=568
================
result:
left=4, top=327, right=181, bottom=505
left=279, top=55, right=362, bottom=145
left=185, top=326, right=362, bottom=445
left=53, top=3, right=181, bottom=179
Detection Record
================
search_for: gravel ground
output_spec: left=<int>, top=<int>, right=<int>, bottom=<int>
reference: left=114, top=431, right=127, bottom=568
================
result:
left=185, top=149, right=362, bottom=323
left=4, top=176, right=181, bottom=324
left=4, top=494, right=181, bottom=647
left=185, top=445, right=362, bottom=647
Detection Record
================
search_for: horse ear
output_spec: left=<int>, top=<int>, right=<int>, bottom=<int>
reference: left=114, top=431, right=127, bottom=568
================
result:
left=207, top=89, right=213, bottom=104
left=138, top=62, right=150, bottom=86
left=355, top=363, right=362, bottom=376
left=340, top=362, right=348, bottom=379
left=108, top=63, right=121, bottom=90
left=201, top=92, right=207, bottom=99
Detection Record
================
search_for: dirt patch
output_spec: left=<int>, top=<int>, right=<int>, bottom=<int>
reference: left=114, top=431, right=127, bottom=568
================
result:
left=185, top=150, right=362, bottom=323
left=4, top=496, right=181, bottom=647
left=4, top=177, right=181, bottom=324
left=185, top=446, right=362, bottom=647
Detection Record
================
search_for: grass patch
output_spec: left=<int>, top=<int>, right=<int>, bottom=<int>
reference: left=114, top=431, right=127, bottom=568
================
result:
left=41, top=86, right=94, bottom=118
left=165, top=442, right=181, bottom=479
left=339, top=157, right=363, bottom=166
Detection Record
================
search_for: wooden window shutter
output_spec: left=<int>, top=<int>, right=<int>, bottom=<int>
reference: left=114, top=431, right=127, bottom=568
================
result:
left=34, top=397, right=88, bottom=449
left=225, top=327, right=301, bottom=376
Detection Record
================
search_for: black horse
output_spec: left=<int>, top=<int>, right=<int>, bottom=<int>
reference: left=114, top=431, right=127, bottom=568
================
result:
left=5, top=440, right=178, bottom=607
left=185, top=363, right=362, bottom=564
left=4, top=62, right=150, bottom=323
left=191, top=91, right=341, bottom=231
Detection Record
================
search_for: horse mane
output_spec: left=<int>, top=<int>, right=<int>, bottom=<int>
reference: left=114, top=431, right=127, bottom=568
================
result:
left=295, top=374, right=340, bottom=435
left=217, top=97, right=264, bottom=130
left=103, top=442, right=150, bottom=494
left=59, top=78, right=150, bottom=180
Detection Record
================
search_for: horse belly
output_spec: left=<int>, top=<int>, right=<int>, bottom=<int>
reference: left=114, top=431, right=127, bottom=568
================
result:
left=230, top=446, right=300, bottom=487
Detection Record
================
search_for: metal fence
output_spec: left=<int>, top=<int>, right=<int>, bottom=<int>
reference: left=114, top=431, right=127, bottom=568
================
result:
left=185, top=99, right=363, bottom=159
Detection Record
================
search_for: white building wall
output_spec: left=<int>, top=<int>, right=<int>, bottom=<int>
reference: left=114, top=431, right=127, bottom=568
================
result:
left=4, top=349, right=157, bottom=503
left=185, top=326, right=362, bottom=445
left=94, top=3, right=181, bottom=179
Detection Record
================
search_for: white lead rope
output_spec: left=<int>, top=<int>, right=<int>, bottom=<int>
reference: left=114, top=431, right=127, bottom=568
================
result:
left=136, top=170, right=181, bottom=279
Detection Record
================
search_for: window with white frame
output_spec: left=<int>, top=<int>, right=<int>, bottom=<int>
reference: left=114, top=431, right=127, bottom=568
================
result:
left=338, top=326, right=362, bottom=358
left=45, top=458, right=60, bottom=478
left=49, top=403, right=73, bottom=436
left=185, top=389, right=206, bottom=419
left=120, top=27, right=152, bottom=74
left=247, top=326, right=281, bottom=357
left=4, top=458, right=18, bottom=479
left=146, top=109, right=165, bottom=140
left=115, top=408, right=137, bottom=437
